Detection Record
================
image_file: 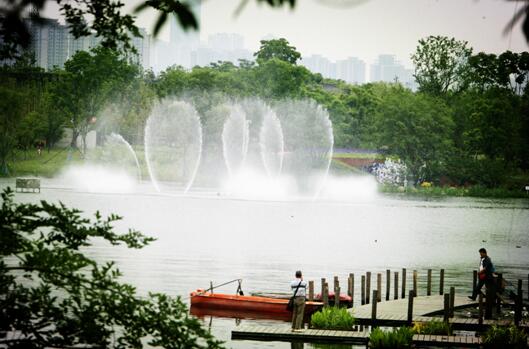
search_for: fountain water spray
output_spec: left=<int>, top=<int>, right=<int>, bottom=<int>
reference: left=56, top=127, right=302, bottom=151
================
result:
left=222, top=103, right=250, bottom=177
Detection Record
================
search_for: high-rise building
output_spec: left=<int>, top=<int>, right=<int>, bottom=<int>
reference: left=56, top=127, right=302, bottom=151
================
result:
left=370, top=54, right=416, bottom=89
left=19, top=18, right=151, bottom=71
left=336, top=57, right=366, bottom=84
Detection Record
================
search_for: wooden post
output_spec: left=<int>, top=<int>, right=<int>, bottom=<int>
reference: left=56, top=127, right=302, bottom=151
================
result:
left=407, top=290, right=414, bottom=325
left=413, top=270, right=418, bottom=297
left=485, top=279, right=493, bottom=319
left=386, top=269, right=390, bottom=301
left=527, top=273, right=529, bottom=301
left=401, top=268, right=407, bottom=299
left=377, top=273, right=382, bottom=302
left=517, top=279, right=523, bottom=302
left=443, top=293, right=450, bottom=323
left=496, top=273, right=503, bottom=314
left=334, top=276, right=339, bottom=292
left=347, top=274, right=353, bottom=297
left=394, top=271, right=398, bottom=300
left=361, top=275, right=366, bottom=305
left=349, top=273, right=355, bottom=306
left=427, top=269, right=432, bottom=296
left=308, top=280, right=314, bottom=301
left=449, top=287, right=455, bottom=318
left=439, top=269, right=445, bottom=295
left=366, top=272, right=371, bottom=304
left=323, top=283, right=329, bottom=306
left=371, top=290, right=378, bottom=327
left=321, top=278, right=326, bottom=300
left=472, top=270, right=477, bottom=292
left=335, top=286, right=341, bottom=307
left=515, top=287, right=522, bottom=326
left=478, top=293, right=484, bottom=326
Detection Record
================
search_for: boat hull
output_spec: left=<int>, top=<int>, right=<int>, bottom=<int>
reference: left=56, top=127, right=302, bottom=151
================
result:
left=190, top=291, right=323, bottom=320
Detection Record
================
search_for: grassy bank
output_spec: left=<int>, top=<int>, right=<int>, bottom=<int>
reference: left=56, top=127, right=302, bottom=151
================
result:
left=380, top=184, right=529, bottom=199
left=4, top=148, right=84, bottom=178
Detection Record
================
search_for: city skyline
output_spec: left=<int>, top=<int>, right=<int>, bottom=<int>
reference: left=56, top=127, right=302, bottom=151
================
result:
left=40, top=0, right=528, bottom=70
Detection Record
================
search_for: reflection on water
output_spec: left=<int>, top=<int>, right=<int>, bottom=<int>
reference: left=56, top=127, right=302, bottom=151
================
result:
left=1, top=179, right=528, bottom=349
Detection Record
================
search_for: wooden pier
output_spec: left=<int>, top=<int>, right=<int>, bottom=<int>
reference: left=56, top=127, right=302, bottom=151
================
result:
left=232, top=325, right=369, bottom=345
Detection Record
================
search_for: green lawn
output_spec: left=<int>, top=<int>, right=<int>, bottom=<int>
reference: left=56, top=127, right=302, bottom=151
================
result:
left=6, top=148, right=84, bottom=178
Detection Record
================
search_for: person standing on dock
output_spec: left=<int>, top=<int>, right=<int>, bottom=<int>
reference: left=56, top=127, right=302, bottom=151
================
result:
left=291, top=270, right=307, bottom=332
left=469, top=248, right=494, bottom=300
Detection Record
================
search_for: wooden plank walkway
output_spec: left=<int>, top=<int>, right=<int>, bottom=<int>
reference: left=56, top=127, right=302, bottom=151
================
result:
left=231, top=325, right=369, bottom=345
left=412, top=334, right=481, bottom=348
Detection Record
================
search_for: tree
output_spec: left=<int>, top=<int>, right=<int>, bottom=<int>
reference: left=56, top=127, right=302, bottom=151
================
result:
left=53, top=47, right=138, bottom=155
left=372, top=85, right=454, bottom=182
left=0, top=188, right=224, bottom=349
left=0, top=86, right=25, bottom=175
left=412, top=36, right=472, bottom=95
left=253, top=58, right=310, bottom=98
left=254, top=38, right=302, bottom=65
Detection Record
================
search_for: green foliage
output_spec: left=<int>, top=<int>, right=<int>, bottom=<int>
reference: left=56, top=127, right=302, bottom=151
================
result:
left=0, top=188, right=224, bottom=349
left=412, top=320, right=452, bottom=335
left=0, top=86, right=25, bottom=175
left=310, top=306, right=355, bottom=330
left=482, top=325, right=528, bottom=349
left=412, top=35, right=472, bottom=95
left=369, top=327, right=414, bottom=349
left=254, top=38, right=302, bottom=65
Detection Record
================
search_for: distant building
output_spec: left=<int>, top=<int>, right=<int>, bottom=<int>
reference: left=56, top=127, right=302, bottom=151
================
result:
left=301, top=54, right=366, bottom=84
left=13, top=18, right=151, bottom=71
left=370, top=54, right=416, bottom=90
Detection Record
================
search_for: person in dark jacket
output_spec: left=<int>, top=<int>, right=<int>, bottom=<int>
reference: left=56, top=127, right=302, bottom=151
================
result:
left=469, top=248, right=494, bottom=300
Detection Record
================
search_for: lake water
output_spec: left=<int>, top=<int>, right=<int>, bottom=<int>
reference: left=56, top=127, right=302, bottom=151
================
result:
left=2, top=178, right=529, bottom=349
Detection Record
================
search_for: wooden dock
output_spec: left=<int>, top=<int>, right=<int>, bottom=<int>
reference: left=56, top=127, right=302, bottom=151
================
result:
left=231, top=325, right=369, bottom=345
left=231, top=326, right=486, bottom=348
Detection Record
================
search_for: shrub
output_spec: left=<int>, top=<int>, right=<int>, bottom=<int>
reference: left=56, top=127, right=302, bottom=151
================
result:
left=412, top=320, right=452, bottom=335
left=310, top=306, right=355, bottom=330
left=482, top=325, right=528, bottom=349
left=369, top=327, right=414, bottom=349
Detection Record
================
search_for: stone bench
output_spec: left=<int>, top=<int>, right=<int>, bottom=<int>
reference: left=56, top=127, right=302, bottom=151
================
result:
left=15, top=178, right=41, bottom=193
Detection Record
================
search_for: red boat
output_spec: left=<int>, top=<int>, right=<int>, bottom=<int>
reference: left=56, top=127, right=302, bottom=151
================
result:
left=190, top=289, right=324, bottom=320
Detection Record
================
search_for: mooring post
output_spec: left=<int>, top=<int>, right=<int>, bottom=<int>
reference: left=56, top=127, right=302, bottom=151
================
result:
left=527, top=273, right=529, bottom=301
left=335, top=286, right=341, bottom=307
left=323, top=282, right=329, bottom=306
left=427, top=269, right=432, bottom=296
left=443, top=293, right=450, bottom=323
left=413, top=270, right=418, bottom=297
left=515, top=285, right=522, bottom=326
left=496, top=273, right=503, bottom=314
left=366, top=272, right=371, bottom=304
left=485, top=279, right=493, bottom=319
left=386, top=269, right=390, bottom=301
left=361, top=275, right=366, bottom=305
left=349, top=273, right=355, bottom=306
left=371, top=290, right=378, bottom=328
left=334, top=276, right=339, bottom=292
left=377, top=273, right=382, bottom=302
left=449, top=287, right=455, bottom=318
left=347, top=274, right=353, bottom=297
left=394, top=271, right=399, bottom=300
left=308, top=280, right=314, bottom=301
left=472, top=270, right=477, bottom=291
left=402, top=268, right=407, bottom=299
left=321, top=278, right=326, bottom=300
left=439, top=269, right=445, bottom=295
left=407, top=290, right=414, bottom=325
left=478, top=293, right=484, bottom=326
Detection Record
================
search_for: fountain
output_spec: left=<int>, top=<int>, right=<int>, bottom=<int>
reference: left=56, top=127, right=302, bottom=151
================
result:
left=259, top=104, right=284, bottom=178
left=144, top=99, right=203, bottom=193
left=221, top=103, right=250, bottom=177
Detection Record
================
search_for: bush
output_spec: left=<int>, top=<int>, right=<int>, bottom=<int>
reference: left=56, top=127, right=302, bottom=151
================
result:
left=412, top=320, right=452, bottom=335
left=369, top=327, right=414, bottom=349
left=482, top=325, right=528, bottom=349
left=310, top=306, right=355, bottom=330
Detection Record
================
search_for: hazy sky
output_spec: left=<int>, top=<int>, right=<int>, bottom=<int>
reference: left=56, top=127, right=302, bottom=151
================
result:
left=43, top=0, right=528, bottom=67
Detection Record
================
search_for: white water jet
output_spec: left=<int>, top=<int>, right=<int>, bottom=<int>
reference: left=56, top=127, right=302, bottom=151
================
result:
left=259, top=105, right=284, bottom=178
left=108, top=133, right=142, bottom=181
left=145, top=100, right=203, bottom=193
left=221, top=103, right=250, bottom=177
left=273, top=99, right=334, bottom=199
left=59, top=165, right=136, bottom=193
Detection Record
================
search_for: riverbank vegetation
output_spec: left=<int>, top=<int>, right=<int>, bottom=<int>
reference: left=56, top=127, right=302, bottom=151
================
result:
left=310, top=306, right=356, bottom=330
left=1, top=37, right=528, bottom=197
left=0, top=188, right=224, bottom=349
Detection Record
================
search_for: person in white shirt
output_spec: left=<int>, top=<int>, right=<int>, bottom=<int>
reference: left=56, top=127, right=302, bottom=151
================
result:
left=290, top=270, right=307, bottom=331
